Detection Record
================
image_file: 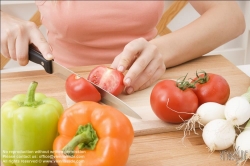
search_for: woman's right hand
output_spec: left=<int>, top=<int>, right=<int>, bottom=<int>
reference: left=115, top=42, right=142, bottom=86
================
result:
left=1, top=11, right=53, bottom=66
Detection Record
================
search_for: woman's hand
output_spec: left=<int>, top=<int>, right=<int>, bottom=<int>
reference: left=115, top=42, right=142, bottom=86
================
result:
left=1, top=11, right=52, bottom=66
left=111, top=38, right=166, bottom=94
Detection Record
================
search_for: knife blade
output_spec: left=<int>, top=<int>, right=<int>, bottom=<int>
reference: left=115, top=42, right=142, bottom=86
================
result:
left=28, top=46, right=142, bottom=119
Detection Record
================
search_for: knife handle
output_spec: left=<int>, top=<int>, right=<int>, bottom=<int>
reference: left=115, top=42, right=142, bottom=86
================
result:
left=28, top=46, right=53, bottom=74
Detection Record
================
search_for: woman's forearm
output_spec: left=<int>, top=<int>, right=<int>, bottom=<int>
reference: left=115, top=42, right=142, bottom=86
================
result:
left=150, top=1, right=245, bottom=68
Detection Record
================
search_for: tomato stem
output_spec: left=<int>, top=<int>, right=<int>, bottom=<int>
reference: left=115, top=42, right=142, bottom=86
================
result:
left=62, top=123, right=98, bottom=157
left=194, top=70, right=209, bottom=84
left=24, top=81, right=38, bottom=107
left=176, top=73, right=191, bottom=90
left=188, top=70, right=209, bottom=88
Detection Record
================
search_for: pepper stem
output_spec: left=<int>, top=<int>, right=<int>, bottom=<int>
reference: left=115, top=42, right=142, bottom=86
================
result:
left=62, top=123, right=98, bottom=157
left=24, top=81, right=38, bottom=106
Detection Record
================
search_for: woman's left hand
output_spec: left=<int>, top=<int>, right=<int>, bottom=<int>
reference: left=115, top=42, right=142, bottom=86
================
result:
left=111, top=38, right=166, bottom=94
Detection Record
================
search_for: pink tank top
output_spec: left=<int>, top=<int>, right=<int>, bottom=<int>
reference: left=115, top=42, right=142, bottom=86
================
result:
left=36, top=1, right=164, bottom=67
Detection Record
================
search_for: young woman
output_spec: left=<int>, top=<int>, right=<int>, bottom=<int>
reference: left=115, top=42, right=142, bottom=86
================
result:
left=1, top=1, right=245, bottom=94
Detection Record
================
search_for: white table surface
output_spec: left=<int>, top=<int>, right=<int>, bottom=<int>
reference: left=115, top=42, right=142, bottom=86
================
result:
left=237, top=65, right=250, bottom=77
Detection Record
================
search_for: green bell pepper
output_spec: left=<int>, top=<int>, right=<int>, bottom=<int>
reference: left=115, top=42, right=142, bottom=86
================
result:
left=1, top=81, right=63, bottom=166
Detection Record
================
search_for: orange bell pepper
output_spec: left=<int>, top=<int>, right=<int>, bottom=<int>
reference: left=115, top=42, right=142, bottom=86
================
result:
left=53, top=101, right=134, bottom=166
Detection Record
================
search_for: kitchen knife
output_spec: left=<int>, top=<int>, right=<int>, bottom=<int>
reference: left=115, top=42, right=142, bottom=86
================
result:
left=28, top=46, right=142, bottom=119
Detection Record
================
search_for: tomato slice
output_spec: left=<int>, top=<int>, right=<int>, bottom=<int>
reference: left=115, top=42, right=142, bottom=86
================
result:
left=87, top=66, right=125, bottom=96
left=65, top=74, right=101, bottom=102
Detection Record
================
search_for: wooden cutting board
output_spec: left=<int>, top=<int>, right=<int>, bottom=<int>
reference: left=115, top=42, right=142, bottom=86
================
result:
left=1, top=55, right=250, bottom=137
left=111, top=55, right=250, bottom=136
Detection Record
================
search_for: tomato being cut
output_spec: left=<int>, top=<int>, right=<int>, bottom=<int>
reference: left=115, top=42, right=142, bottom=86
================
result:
left=150, top=79, right=199, bottom=124
left=65, top=74, right=101, bottom=102
left=88, top=66, right=125, bottom=96
left=191, top=71, right=230, bottom=106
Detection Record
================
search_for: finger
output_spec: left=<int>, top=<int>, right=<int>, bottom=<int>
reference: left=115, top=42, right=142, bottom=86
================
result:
left=111, top=52, right=138, bottom=71
left=1, top=32, right=11, bottom=58
left=110, top=54, right=120, bottom=69
left=16, top=35, right=29, bottom=66
left=123, top=44, right=157, bottom=87
left=125, top=59, right=165, bottom=94
left=115, top=38, right=146, bottom=72
left=28, top=23, right=53, bottom=60
left=7, top=35, right=17, bottom=61
left=1, top=42, right=10, bottom=59
left=137, top=63, right=166, bottom=91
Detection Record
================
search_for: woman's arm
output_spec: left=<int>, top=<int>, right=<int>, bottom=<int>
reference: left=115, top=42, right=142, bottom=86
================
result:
left=150, top=1, right=245, bottom=68
left=112, top=1, right=245, bottom=94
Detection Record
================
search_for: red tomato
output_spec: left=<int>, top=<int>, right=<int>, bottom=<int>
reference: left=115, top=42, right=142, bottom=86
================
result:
left=192, top=72, right=230, bottom=105
left=65, top=74, right=101, bottom=102
left=87, top=66, right=125, bottom=96
left=150, top=80, right=199, bottom=124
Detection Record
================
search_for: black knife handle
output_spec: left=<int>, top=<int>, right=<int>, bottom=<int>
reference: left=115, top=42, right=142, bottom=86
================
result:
left=28, top=47, right=53, bottom=74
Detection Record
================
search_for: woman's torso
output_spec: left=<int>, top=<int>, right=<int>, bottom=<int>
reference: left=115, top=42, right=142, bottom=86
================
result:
left=36, top=1, right=164, bottom=67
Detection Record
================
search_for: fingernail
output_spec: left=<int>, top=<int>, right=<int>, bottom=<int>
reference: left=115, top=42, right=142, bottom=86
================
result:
left=125, top=78, right=131, bottom=86
left=126, top=87, right=134, bottom=94
left=46, top=53, right=53, bottom=59
left=118, top=65, right=124, bottom=72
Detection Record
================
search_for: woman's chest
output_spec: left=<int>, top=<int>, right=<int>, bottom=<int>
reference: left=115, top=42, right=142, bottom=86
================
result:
left=37, top=1, right=164, bottom=41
